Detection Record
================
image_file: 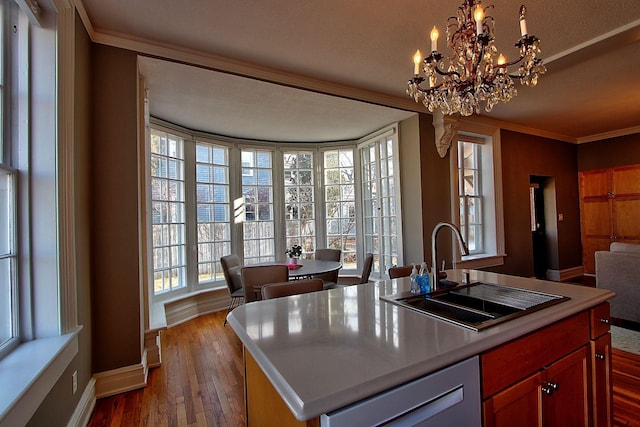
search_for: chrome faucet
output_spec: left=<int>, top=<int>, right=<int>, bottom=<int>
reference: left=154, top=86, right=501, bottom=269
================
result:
left=431, top=222, right=469, bottom=290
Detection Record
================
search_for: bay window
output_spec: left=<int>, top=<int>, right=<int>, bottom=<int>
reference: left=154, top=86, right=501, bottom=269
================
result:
left=146, top=122, right=402, bottom=299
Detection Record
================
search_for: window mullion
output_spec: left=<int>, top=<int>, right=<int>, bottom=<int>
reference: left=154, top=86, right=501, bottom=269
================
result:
left=183, top=139, right=197, bottom=290
left=315, top=147, right=326, bottom=249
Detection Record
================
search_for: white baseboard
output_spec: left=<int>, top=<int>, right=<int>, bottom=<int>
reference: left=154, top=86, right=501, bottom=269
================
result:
left=144, top=329, right=163, bottom=369
left=163, top=288, right=229, bottom=327
left=66, top=378, right=96, bottom=427
left=546, top=266, right=584, bottom=282
left=93, top=350, right=148, bottom=399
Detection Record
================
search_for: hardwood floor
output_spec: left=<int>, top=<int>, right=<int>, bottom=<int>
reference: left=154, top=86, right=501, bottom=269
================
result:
left=613, top=348, right=640, bottom=427
left=89, top=312, right=246, bottom=426
left=88, top=311, right=640, bottom=426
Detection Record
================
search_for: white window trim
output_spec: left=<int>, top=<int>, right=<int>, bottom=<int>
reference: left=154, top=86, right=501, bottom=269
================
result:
left=357, top=124, right=403, bottom=279
left=449, top=121, right=505, bottom=269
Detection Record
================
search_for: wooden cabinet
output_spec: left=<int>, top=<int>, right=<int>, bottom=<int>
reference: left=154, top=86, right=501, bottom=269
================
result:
left=482, top=307, right=612, bottom=426
left=482, top=313, right=592, bottom=426
left=245, top=350, right=319, bottom=427
left=579, top=164, right=640, bottom=274
left=483, top=346, right=591, bottom=427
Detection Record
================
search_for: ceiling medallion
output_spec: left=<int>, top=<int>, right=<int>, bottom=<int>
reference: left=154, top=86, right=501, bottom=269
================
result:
left=407, top=1, right=546, bottom=116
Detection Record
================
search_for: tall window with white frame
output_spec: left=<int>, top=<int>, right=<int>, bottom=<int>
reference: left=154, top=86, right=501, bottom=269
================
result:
left=0, top=0, right=17, bottom=359
left=241, top=148, right=275, bottom=264
left=150, top=129, right=187, bottom=295
left=283, top=150, right=315, bottom=258
left=458, top=138, right=483, bottom=254
left=324, top=149, right=356, bottom=269
left=361, top=133, right=399, bottom=277
left=195, top=142, right=230, bottom=284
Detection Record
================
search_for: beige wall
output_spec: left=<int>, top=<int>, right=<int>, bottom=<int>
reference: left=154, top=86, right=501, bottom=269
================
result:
left=90, top=44, right=142, bottom=372
left=485, top=130, right=582, bottom=277
left=398, top=115, right=424, bottom=265
left=577, top=133, right=640, bottom=171
left=418, top=114, right=455, bottom=268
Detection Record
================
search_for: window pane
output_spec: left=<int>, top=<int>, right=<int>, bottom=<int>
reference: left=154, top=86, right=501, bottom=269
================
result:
left=457, top=140, right=484, bottom=254
left=0, top=168, right=16, bottom=350
left=361, top=136, right=398, bottom=276
left=243, top=149, right=275, bottom=263
left=150, top=129, right=186, bottom=294
left=284, top=151, right=315, bottom=256
left=195, top=142, right=230, bottom=285
left=324, top=149, right=355, bottom=269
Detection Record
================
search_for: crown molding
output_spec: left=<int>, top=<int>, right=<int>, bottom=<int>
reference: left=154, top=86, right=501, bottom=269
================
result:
left=576, top=125, right=640, bottom=144
left=78, top=18, right=422, bottom=116
left=459, top=115, right=577, bottom=143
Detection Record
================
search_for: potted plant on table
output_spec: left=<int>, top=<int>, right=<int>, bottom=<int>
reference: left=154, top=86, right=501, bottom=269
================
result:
left=285, top=244, right=302, bottom=265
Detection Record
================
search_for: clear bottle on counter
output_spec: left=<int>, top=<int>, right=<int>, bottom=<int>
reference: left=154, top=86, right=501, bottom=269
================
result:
left=410, top=264, right=419, bottom=294
left=418, top=262, right=431, bottom=293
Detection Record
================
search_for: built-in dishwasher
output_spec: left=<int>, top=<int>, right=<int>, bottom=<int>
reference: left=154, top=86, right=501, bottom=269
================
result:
left=320, top=356, right=481, bottom=427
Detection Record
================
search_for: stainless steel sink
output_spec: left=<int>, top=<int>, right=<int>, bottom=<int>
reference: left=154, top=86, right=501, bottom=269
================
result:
left=380, top=282, right=570, bottom=331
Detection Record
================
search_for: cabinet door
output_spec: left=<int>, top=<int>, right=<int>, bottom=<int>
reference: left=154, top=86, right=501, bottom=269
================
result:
left=581, top=170, right=610, bottom=198
left=591, top=334, right=612, bottom=427
left=580, top=170, right=613, bottom=274
left=542, top=346, right=591, bottom=427
left=482, top=373, right=542, bottom=427
left=612, top=165, right=640, bottom=195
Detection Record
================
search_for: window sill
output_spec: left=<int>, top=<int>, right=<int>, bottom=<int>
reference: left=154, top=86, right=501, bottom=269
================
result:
left=455, top=254, right=505, bottom=270
left=0, top=328, right=80, bottom=427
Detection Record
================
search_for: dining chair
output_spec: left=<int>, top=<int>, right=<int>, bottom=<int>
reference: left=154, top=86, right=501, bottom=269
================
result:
left=327, top=253, right=374, bottom=288
left=314, top=248, right=342, bottom=289
left=388, top=264, right=415, bottom=279
left=221, top=254, right=244, bottom=326
left=357, top=253, right=374, bottom=284
left=241, top=264, right=289, bottom=302
left=261, top=278, right=324, bottom=300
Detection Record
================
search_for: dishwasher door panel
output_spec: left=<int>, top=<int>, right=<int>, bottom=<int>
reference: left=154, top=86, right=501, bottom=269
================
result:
left=320, top=356, right=481, bottom=427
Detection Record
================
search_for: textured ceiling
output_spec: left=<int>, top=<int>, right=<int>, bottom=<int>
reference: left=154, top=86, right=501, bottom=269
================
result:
left=78, top=0, right=640, bottom=143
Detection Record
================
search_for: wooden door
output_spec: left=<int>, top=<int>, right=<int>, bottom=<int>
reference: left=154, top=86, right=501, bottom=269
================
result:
left=580, top=170, right=613, bottom=274
left=612, top=166, right=640, bottom=244
left=483, top=372, right=542, bottom=427
left=542, top=346, right=591, bottom=427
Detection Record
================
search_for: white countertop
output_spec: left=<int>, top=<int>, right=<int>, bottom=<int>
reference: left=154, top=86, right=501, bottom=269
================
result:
left=227, top=270, right=614, bottom=421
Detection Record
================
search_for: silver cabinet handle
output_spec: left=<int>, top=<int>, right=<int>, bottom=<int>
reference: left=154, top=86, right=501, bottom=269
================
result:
left=595, top=353, right=605, bottom=360
left=541, top=382, right=558, bottom=396
left=600, top=318, right=610, bottom=324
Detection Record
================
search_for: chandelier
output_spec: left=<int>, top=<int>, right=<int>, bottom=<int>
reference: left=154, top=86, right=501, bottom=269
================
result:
left=407, top=1, right=546, bottom=116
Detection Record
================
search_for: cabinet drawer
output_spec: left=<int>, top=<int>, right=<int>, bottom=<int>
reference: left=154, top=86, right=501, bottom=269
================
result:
left=481, top=312, right=589, bottom=398
left=590, top=303, right=610, bottom=339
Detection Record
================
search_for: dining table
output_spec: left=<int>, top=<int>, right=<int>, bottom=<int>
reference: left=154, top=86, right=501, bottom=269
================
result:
left=282, top=259, right=343, bottom=280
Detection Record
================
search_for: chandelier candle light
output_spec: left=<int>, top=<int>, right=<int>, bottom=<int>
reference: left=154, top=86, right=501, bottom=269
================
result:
left=407, top=0, right=546, bottom=116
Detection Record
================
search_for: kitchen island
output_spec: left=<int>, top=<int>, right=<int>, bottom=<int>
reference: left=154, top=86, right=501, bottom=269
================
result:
left=227, top=270, right=615, bottom=426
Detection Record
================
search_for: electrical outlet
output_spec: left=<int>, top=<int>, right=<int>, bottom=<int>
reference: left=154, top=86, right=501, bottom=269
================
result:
left=72, top=371, right=78, bottom=395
